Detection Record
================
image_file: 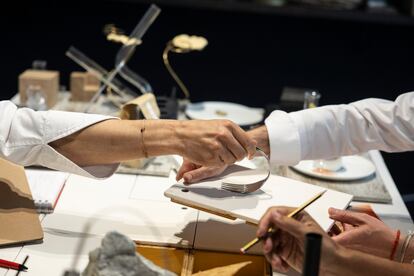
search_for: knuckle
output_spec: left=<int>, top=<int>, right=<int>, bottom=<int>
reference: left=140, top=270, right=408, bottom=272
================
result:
left=217, top=130, right=229, bottom=140
left=212, top=142, right=222, bottom=151
left=222, top=120, right=233, bottom=128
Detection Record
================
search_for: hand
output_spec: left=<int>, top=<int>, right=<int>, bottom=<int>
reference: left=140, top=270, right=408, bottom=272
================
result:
left=177, top=120, right=256, bottom=167
left=328, top=207, right=397, bottom=259
left=257, top=206, right=340, bottom=274
left=176, top=159, right=227, bottom=184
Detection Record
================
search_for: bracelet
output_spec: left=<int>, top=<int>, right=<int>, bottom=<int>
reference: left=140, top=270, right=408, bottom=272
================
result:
left=390, top=229, right=401, bottom=260
left=400, top=230, right=414, bottom=263
left=140, top=120, right=148, bottom=158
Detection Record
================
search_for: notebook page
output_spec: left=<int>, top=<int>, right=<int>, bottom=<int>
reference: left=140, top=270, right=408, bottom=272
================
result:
left=25, top=169, right=68, bottom=213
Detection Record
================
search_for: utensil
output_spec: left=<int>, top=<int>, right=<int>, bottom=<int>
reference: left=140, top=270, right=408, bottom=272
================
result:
left=240, top=189, right=327, bottom=254
left=221, top=147, right=270, bottom=193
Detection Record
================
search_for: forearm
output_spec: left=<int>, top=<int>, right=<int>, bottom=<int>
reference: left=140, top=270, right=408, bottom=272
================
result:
left=326, top=247, right=414, bottom=276
left=50, top=119, right=182, bottom=166
left=291, top=92, right=414, bottom=161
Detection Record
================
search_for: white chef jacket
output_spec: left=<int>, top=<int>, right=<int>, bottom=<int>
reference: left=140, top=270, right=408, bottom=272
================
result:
left=265, top=92, right=414, bottom=165
left=0, top=100, right=119, bottom=178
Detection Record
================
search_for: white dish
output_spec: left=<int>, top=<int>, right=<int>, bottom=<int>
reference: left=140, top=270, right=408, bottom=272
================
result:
left=291, top=155, right=376, bottom=181
left=185, top=101, right=263, bottom=126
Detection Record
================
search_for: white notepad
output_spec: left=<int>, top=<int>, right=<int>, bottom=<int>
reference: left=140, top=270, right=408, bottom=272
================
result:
left=26, top=169, right=68, bottom=214
left=165, top=165, right=353, bottom=231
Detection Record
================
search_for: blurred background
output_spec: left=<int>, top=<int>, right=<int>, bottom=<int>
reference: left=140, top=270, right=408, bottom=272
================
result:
left=1, top=0, right=413, bottom=214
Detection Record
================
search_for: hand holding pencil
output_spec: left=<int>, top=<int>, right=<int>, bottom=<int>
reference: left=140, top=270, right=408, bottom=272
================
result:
left=241, top=190, right=326, bottom=254
left=255, top=205, right=340, bottom=274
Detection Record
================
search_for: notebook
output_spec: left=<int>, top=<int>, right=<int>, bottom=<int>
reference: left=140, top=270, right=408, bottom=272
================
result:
left=0, top=158, right=43, bottom=246
left=164, top=165, right=353, bottom=231
left=25, top=169, right=68, bottom=214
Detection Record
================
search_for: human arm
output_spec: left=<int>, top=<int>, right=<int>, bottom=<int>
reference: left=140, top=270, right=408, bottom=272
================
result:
left=265, top=92, right=414, bottom=165
left=257, top=206, right=414, bottom=275
left=175, top=125, right=268, bottom=183
left=328, top=207, right=414, bottom=262
left=177, top=92, right=414, bottom=182
left=1, top=101, right=256, bottom=178
left=52, top=118, right=256, bottom=167
left=0, top=100, right=119, bottom=178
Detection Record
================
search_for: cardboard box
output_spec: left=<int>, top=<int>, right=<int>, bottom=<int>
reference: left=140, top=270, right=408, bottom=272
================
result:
left=70, top=71, right=100, bottom=102
left=19, top=70, right=59, bottom=108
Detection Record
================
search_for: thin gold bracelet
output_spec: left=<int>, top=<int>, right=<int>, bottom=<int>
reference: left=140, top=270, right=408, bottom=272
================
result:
left=140, top=120, right=148, bottom=158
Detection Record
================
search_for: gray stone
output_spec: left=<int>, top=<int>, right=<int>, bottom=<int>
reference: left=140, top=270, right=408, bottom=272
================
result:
left=82, top=231, right=176, bottom=276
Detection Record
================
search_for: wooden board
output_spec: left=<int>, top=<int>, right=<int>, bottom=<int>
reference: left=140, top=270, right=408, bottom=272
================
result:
left=165, top=165, right=353, bottom=231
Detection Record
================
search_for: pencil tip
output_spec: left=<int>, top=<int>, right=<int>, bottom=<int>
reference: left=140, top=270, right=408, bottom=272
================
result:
left=240, top=248, right=246, bottom=254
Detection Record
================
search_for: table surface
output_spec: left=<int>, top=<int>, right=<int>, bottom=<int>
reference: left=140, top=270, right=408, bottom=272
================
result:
left=1, top=150, right=412, bottom=276
left=2, top=94, right=413, bottom=275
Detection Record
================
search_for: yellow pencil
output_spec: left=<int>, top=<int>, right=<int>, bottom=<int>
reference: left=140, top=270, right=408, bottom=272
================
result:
left=240, top=189, right=327, bottom=254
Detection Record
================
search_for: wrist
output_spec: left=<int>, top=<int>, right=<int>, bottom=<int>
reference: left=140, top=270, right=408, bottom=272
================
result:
left=389, top=229, right=401, bottom=261
left=144, top=120, right=182, bottom=157
left=170, top=120, right=186, bottom=156
left=247, top=126, right=270, bottom=155
left=321, top=246, right=352, bottom=276
left=396, top=233, right=406, bottom=262
left=400, top=231, right=414, bottom=263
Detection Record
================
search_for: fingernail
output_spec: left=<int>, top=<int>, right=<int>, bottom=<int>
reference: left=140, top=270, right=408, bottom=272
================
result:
left=329, top=208, right=338, bottom=214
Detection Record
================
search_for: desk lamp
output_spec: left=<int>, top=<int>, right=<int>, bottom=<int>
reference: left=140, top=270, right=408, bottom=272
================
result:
left=163, top=34, right=208, bottom=99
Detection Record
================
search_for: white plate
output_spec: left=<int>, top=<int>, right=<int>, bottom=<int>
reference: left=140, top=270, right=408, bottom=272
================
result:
left=291, top=155, right=376, bottom=181
left=185, top=101, right=263, bottom=126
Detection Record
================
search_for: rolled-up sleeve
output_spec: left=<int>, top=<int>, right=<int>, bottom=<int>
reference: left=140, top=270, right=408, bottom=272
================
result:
left=0, top=101, right=119, bottom=178
left=265, top=92, right=414, bottom=165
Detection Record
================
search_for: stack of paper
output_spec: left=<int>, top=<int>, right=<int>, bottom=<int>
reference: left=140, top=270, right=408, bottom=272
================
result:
left=26, top=169, right=68, bottom=214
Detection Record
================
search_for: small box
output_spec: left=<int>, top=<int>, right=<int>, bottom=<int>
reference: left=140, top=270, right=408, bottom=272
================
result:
left=70, top=71, right=100, bottom=102
left=18, top=70, right=59, bottom=108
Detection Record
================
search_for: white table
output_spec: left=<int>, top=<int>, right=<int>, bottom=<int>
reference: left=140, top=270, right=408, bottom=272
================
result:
left=1, top=150, right=412, bottom=276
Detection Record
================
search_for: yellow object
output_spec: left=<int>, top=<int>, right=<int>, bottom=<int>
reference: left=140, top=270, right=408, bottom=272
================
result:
left=163, top=34, right=208, bottom=99
left=240, top=190, right=326, bottom=254
left=136, top=244, right=271, bottom=276
left=120, top=93, right=160, bottom=120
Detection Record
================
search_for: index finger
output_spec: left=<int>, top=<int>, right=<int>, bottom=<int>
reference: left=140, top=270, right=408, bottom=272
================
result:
left=257, top=207, right=295, bottom=237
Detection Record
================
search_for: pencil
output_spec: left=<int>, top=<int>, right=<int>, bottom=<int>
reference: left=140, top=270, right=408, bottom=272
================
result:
left=240, top=189, right=327, bottom=254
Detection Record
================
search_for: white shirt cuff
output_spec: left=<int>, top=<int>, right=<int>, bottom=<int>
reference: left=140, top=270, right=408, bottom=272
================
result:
left=38, top=110, right=120, bottom=179
left=264, top=110, right=302, bottom=165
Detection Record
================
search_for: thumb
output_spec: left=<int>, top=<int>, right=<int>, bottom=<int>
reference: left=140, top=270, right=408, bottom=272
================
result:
left=328, top=208, right=364, bottom=226
left=183, top=166, right=221, bottom=184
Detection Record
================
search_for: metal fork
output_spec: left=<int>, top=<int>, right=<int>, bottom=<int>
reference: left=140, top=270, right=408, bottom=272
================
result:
left=221, top=147, right=270, bottom=193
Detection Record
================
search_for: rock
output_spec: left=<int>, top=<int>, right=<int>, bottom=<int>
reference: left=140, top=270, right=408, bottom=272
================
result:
left=82, top=231, right=176, bottom=276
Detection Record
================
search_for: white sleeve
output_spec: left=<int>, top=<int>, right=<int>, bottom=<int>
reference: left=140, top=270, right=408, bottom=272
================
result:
left=265, top=92, right=414, bottom=165
left=0, top=100, right=120, bottom=178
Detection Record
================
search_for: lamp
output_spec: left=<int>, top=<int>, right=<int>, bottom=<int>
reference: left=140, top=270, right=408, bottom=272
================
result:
left=163, top=34, right=208, bottom=99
